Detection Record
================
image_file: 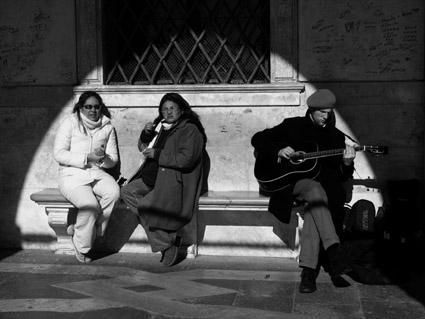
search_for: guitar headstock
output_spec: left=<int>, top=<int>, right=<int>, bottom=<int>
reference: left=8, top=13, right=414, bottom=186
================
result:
left=363, top=145, right=388, bottom=156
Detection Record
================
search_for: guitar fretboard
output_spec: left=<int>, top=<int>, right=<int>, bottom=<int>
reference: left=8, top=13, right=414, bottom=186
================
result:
left=292, top=145, right=365, bottom=161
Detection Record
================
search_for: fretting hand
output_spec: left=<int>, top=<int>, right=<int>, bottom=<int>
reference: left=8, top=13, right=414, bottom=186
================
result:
left=343, top=145, right=356, bottom=166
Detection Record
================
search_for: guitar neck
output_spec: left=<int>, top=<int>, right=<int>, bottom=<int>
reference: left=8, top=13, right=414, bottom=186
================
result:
left=302, top=145, right=364, bottom=160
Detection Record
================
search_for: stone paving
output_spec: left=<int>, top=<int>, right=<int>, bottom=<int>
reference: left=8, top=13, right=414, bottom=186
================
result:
left=0, top=249, right=425, bottom=319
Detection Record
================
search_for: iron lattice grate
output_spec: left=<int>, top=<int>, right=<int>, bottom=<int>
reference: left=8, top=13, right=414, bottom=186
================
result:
left=103, top=0, right=270, bottom=85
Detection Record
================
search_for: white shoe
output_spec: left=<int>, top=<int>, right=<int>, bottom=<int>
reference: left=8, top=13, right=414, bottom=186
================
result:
left=71, top=236, right=92, bottom=264
left=66, top=224, right=75, bottom=236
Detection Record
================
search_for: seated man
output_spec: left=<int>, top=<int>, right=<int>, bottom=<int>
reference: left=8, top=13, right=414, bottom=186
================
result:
left=251, top=89, right=355, bottom=293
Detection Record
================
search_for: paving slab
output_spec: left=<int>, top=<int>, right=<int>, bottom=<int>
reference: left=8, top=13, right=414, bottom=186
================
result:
left=0, top=249, right=424, bottom=319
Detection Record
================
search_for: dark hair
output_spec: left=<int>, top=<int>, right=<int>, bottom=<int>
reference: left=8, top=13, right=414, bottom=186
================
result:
left=306, top=107, right=336, bottom=127
left=154, top=92, right=207, bottom=143
left=73, top=91, right=111, bottom=119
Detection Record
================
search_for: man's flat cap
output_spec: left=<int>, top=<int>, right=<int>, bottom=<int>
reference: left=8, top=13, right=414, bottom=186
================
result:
left=307, top=89, right=336, bottom=109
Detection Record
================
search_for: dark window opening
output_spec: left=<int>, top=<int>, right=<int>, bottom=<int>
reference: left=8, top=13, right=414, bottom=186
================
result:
left=103, top=0, right=270, bottom=85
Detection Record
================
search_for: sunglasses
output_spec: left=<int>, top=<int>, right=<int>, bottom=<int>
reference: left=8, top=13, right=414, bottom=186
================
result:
left=82, top=104, right=101, bottom=110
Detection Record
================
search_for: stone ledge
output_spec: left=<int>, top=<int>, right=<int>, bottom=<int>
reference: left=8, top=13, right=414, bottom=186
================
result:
left=30, top=188, right=301, bottom=258
left=73, top=83, right=305, bottom=107
left=30, top=189, right=271, bottom=208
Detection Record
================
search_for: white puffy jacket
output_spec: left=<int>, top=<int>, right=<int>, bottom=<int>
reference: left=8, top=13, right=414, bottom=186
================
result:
left=53, top=113, right=119, bottom=187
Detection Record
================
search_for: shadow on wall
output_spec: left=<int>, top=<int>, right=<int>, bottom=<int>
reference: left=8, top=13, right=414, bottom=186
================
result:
left=0, top=80, right=422, bottom=256
left=0, top=5, right=423, bottom=306
left=0, top=87, right=76, bottom=259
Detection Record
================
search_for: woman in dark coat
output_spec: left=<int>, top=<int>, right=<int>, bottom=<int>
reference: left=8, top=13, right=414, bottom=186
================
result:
left=120, top=93, right=208, bottom=266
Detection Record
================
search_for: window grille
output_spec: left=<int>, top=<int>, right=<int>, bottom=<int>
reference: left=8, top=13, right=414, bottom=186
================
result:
left=103, top=0, right=270, bottom=85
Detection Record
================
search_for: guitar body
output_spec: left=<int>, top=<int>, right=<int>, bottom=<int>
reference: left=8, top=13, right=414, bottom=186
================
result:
left=254, top=141, right=387, bottom=193
left=253, top=126, right=388, bottom=193
left=254, top=142, right=321, bottom=193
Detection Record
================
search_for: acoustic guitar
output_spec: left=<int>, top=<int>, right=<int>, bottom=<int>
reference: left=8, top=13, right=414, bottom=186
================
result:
left=254, top=143, right=388, bottom=193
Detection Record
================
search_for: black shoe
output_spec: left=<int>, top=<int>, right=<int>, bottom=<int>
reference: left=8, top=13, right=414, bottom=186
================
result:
left=160, top=245, right=179, bottom=267
left=330, top=274, right=351, bottom=288
left=299, top=267, right=317, bottom=293
left=326, top=243, right=352, bottom=276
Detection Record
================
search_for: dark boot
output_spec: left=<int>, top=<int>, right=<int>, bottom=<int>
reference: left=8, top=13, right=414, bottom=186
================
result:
left=160, top=237, right=186, bottom=267
left=299, top=267, right=317, bottom=293
left=160, top=245, right=179, bottom=266
left=330, top=274, right=351, bottom=288
left=326, top=243, right=352, bottom=276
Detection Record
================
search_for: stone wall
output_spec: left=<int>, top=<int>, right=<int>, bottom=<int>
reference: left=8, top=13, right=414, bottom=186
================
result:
left=0, top=0, right=423, bottom=249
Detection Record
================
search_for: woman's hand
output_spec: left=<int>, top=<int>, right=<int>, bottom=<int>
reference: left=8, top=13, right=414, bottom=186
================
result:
left=343, top=145, right=356, bottom=166
left=144, top=122, right=154, bottom=133
left=142, top=148, right=156, bottom=159
left=87, top=151, right=105, bottom=163
left=94, top=145, right=105, bottom=156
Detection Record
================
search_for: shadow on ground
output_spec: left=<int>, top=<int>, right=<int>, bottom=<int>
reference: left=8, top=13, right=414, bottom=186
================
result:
left=342, top=233, right=425, bottom=306
left=0, top=249, right=22, bottom=262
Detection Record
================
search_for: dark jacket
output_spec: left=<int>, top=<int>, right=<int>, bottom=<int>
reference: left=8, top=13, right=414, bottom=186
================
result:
left=251, top=115, right=354, bottom=223
left=137, top=118, right=206, bottom=231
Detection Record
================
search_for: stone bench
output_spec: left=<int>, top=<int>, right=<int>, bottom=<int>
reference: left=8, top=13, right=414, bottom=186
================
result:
left=30, top=188, right=302, bottom=258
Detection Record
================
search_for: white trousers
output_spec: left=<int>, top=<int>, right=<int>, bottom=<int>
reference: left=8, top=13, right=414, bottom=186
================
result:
left=59, top=173, right=120, bottom=254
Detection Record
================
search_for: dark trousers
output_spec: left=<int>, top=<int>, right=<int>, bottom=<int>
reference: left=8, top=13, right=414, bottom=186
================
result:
left=120, top=178, right=176, bottom=252
left=293, top=179, right=340, bottom=269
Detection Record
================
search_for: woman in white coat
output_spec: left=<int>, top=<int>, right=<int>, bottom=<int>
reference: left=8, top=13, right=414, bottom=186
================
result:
left=53, top=91, right=120, bottom=263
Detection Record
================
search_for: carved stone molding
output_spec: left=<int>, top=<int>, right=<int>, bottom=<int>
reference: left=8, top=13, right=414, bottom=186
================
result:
left=45, top=207, right=74, bottom=255
left=74, top=83, right=304, bottom=107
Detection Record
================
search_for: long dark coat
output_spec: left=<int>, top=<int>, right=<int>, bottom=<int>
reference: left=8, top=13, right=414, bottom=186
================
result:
left=138, top=118, right=205, bottom=231
left=251, top=115, right=354, bottom=226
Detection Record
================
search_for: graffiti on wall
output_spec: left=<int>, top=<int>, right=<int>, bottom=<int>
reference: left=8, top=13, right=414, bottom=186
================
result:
left=0, top=0, right=76, bottom=85
left=299, top=0, right=424, bottom=81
